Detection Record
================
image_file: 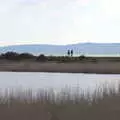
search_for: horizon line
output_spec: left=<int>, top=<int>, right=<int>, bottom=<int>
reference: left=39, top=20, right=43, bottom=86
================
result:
left=1, top=42, right=120, bottom=47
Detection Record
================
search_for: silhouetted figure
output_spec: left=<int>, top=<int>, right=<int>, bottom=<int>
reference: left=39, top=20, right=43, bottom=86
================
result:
left=71, top=49, right=73, bottom=56
left=67, top=50, right=70, bottom=56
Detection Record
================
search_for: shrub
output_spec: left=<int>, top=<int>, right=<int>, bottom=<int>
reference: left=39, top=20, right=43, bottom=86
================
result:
left=79, top=55, right=86, bottom=60
left=36, top=54, right=47, bottom=62
left=0, top=52, right=19, bottom=60
left=18, top=53, right=35, bottom=60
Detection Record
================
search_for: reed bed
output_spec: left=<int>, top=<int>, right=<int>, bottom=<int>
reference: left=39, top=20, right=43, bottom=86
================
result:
left=0, top=84, right=120, bottom=120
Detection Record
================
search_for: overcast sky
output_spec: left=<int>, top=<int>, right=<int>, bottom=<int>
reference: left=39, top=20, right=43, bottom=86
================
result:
left=0, top=0, right=120, bottom=46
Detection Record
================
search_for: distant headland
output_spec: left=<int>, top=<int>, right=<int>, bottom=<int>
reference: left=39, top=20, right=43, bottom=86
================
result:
left=0, top=43, right=120, bottom=56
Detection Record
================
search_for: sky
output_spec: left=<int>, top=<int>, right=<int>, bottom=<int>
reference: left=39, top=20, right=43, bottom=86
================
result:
left=0, top=0, right=120, bottom=46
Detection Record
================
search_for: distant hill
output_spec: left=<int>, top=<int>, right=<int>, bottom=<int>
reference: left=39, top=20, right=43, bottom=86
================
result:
left=0, top=43, right=120, bottom=56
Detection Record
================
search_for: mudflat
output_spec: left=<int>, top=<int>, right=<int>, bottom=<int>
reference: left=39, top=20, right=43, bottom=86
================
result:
left=0, top=60, right=120, bottom=74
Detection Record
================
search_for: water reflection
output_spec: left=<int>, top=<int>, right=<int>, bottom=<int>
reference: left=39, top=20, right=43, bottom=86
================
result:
left=0, top=72, right=120, bottom=94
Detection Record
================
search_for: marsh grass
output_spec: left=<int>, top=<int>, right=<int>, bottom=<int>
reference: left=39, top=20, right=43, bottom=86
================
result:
left=0, top=84, right=120, bottom=120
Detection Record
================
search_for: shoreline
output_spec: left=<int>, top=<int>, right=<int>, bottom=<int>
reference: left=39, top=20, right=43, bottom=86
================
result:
left=1, top=70, right=120, bottom=75
left=0, top=61, right=120, bottom=74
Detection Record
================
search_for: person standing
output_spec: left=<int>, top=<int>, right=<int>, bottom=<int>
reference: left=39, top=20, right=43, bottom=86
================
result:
left=71, top=49, right=73, bottom=56
left=67, top=50, right=70, bottom=56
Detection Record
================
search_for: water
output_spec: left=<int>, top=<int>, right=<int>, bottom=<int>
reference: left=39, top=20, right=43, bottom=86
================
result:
left=0, top=72, right=120, bottom=94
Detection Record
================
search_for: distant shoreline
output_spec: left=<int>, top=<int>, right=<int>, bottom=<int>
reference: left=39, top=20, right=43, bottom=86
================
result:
left=0, top=52, right=120, bottom=74
left=0, top=60, right=120, bottom=74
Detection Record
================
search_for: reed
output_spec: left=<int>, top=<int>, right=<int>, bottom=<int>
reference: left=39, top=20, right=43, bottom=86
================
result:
left=0, top=84, right=120, bottom=120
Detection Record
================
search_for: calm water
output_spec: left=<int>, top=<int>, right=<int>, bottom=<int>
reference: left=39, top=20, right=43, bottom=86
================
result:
left=0, top=72, right=120, bottom=93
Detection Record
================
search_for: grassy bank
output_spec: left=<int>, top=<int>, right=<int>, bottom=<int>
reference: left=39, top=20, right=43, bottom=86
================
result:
left=0, top=52, right=120, bottom=73
left=0, top=61, right=120, bottom=74
left=1, top=51, right=120, bottom=63
left=0, top=85, right=120, bottom=120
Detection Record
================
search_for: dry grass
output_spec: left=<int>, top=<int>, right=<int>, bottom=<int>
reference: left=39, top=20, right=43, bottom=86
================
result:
left=0, top=85, right=120, bottom=120
left=0, top=60, right=120, bottom=74
left=0, top=55, right=120, bottom=73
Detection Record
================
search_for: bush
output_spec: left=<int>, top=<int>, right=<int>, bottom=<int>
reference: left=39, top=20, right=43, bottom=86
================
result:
left=79, top=55, right=86, bottom=60
left=0, top=52, right=19, bottom=60
left=18, top=53, right=35, bottom=60
left=36, top=54, right=47, bottom=62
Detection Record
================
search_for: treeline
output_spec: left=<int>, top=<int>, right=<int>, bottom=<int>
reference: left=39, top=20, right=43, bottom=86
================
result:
left=0, top=51, right=96, bottom=62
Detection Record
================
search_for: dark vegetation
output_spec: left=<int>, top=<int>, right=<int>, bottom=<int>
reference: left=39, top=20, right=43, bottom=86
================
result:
left=36, top=54, right=47, bottom=62
left=0, top=51, right=120, bottom=63
left=0, top=85, right=120, bottom=120
left=0, top=51, right=88, bottom=62
left=0, top=52, right=36, bottom=61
